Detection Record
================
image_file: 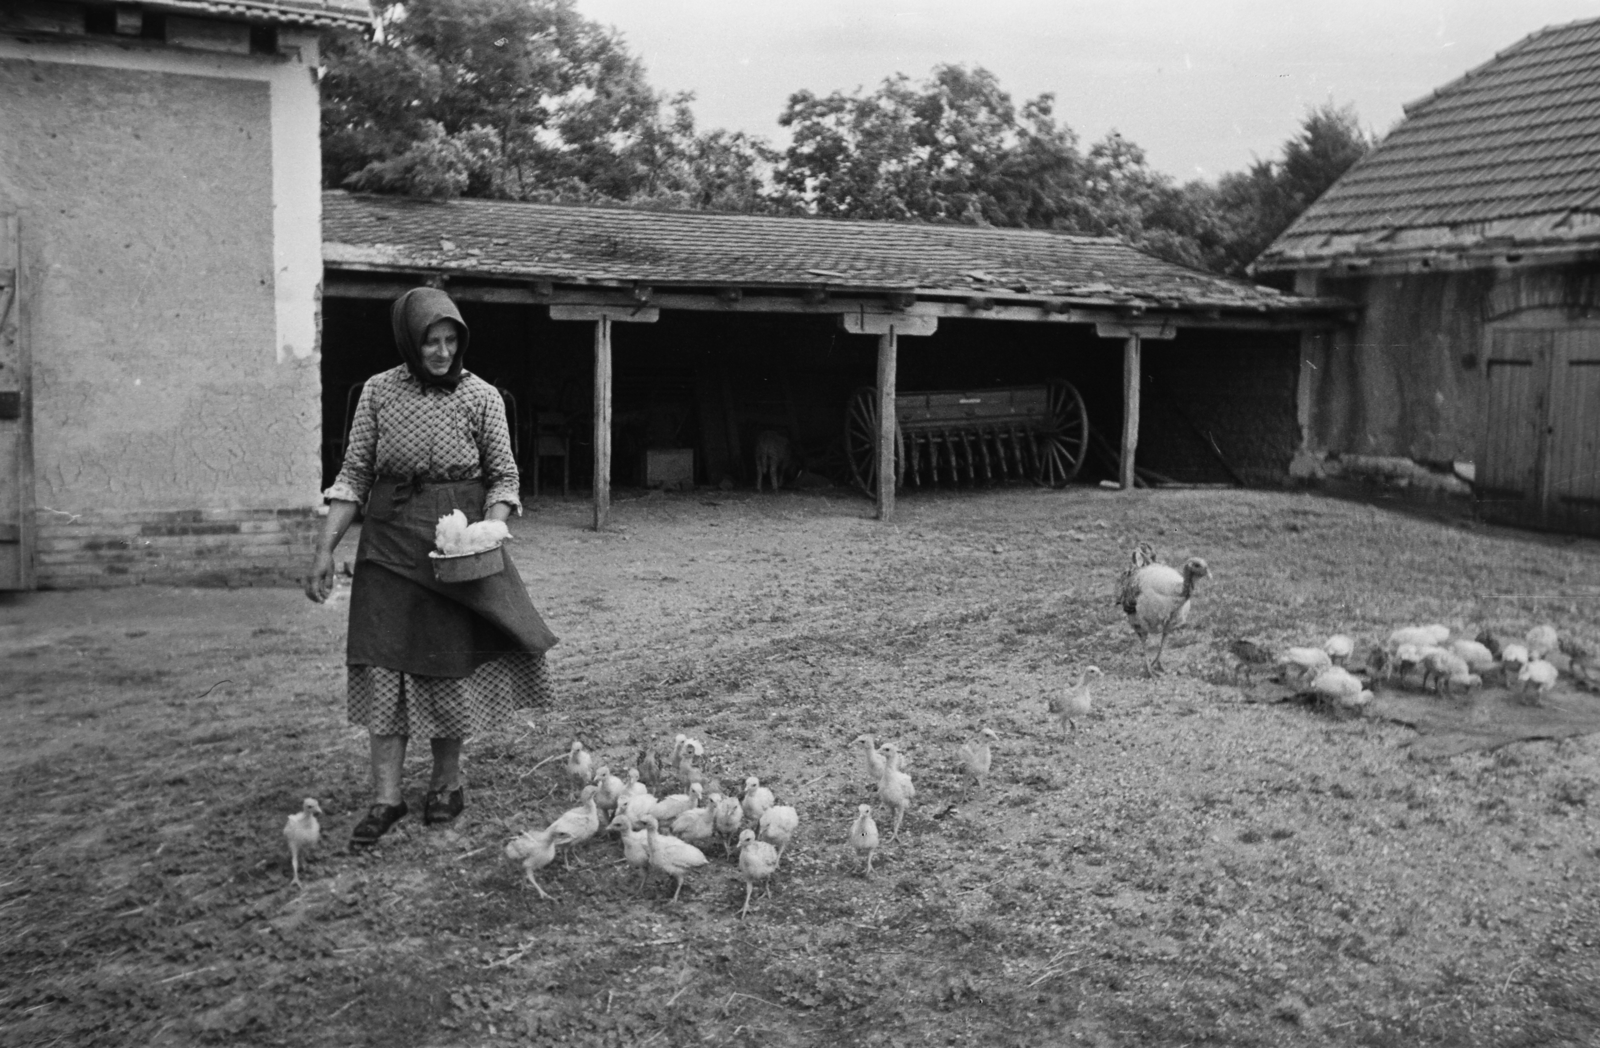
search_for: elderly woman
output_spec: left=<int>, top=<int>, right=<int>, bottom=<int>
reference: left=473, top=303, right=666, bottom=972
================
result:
left=306, top=288, right=557, bottom=847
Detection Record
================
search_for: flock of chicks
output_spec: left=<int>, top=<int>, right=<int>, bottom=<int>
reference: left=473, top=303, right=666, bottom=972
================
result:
left=499, top=730, right=960, bottom=915
left=1237, top=622, right=1594, bottom=711
left=504, top=735, right=800, bottom=916
left=276, top=721, right=1007, bottom=909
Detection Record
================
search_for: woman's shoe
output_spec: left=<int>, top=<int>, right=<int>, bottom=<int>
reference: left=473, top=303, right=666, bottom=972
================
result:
left=423, top=786, right=465, bottom=825
left=350, top=801, right=408, bottom=847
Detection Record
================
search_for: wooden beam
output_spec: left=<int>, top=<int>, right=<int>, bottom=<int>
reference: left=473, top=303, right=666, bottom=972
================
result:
left=549, top=304, right=659, bottom=324
left=840, top=310, right=938, bottom=337
left=876, top=328, right=898, bottom=521
left=1120, top=335, right=1142, bottom=491
left=1096, top=320, right=1177, bottom=340
left=591, top=316, right=612, bottom=530
left=323, top=275, right=1343, bottom=331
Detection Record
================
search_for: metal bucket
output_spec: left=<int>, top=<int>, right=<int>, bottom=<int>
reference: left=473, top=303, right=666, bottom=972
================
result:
left=429, top=544, right=505, bottom=583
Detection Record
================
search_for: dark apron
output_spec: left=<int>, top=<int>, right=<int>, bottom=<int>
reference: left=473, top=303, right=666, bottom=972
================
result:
left=347, top=476, right=558, bottom=678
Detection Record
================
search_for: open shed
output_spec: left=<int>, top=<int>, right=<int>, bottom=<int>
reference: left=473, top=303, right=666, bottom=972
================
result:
left=322, top=191, right=1345, bottom=524
left=1255, top=15, right=1600, bottom=537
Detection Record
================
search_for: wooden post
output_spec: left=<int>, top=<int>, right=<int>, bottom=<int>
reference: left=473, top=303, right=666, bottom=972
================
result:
left=1121, top=334, right=1141, bottom=490
left=548, top=304, right=658, bottom=530
left=838, top=309, right=937, bottom=521
left=876, top=327, right=898, bottom=520
left=592, top=314, right=612, bottom=529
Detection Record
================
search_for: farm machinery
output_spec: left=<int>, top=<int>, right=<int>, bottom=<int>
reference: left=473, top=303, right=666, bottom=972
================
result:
left=843, top=379, right=1089, bottom=496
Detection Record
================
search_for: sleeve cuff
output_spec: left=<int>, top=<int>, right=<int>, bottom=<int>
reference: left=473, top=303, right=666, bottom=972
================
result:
left=323, top=483, right=363, bottom=505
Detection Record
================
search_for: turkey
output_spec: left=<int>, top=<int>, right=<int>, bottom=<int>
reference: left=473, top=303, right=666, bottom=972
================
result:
left=1120, top=548, right=1210, bottom=675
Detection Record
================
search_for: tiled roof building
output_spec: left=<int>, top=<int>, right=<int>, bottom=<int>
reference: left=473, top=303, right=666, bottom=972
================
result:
left=1256, top=15, right=1600, bottom=536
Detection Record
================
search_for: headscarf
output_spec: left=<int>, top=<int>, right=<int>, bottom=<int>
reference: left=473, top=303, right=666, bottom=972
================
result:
left=391, top=287, right=469, bottom=390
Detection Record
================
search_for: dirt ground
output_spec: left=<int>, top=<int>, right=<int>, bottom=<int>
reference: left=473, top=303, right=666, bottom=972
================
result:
left=4, top=485, right=1600, bottom=1047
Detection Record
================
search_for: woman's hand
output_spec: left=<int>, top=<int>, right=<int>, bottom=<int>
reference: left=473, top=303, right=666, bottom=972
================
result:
left=305, top=548, right=336, bottom=603
left=305, top=500, right=360, bottom=603
left=485, top=501, right=514, bottom=525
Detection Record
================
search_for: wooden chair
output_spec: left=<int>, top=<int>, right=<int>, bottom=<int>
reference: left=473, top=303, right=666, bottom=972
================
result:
left=531, top=411, right=570, bottom=497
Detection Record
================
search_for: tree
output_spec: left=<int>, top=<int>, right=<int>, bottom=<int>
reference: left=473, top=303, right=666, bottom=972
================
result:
left=322, top=0, right=780, bottom=208
left=776, top=64, right=1085, bottom=225
left=1205, top=102, right=1372, bottom=274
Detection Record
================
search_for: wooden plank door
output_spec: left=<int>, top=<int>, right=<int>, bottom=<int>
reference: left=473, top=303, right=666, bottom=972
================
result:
left=1544, top=330, right=1600, bottom=536
left=1476, top=329, right=1550, bottom=527
left=0, top=213, right=34, bottom=589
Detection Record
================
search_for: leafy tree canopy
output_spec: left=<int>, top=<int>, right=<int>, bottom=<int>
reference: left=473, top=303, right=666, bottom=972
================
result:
left=322, top=0, right=778, bottom=208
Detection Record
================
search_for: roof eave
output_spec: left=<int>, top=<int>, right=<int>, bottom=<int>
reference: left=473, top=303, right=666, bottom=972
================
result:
left=323, top=254, right=1349, bottom=320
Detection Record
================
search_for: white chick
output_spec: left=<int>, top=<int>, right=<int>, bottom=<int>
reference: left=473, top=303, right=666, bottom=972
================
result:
left=1449, top=639, right=1497, bottom=675
left=676, top=738, right=706, bottom=789
left=592, top=766, right=625, bottom=815
left=1526, top=625, right=1559, bottom=661
left=1333, top=687, right=1373, bottom=715
left=1519, top=659, right=1559, bottom=700
left=850, top=804, right=880, bottom=876
left=876, top=743, right=915, bottom=841
left=741, top=776, right=775, bottom=826
left=1419, top=647, right=1470, bottom=692
left=283, top=798, right=322, bottom=888
left=547, top=785, right=600, bottom=865
left=459, top=518, right=511, bottom=554
left=565, top=740, right=593, bottom=788
left=606, top=814, right=652, bottom=894
left=957, top=728, right=998, bottom=800
left=710, top=793, right=744, bottom=854
left=736, top=829, right=780, bottom=918
left=647, top=782, right=702, bottom=824
left=1049, top=666, right=1102, bottom=738
left=670, top=800, right=718, bottom=849
left=615, top=787, right=658, bottom=825
left=1310, top=666, right=1363, bottom=707
left=620, top=768, right=648, bottom=799
left=641, top=815, right=709, bottom=902
left=853, top=733, right=888, bottom=783
left=1388, top=625, right=1451, bottom=652
left=434, top=509, right=469, bottom=556
left=1390, top=643, right=1425, bottom=682
left=758, top=804, right=800, bottom=858
left=1278, top=646, right=1332, bottom=683
left=1323, top=634, right=1355, bottom=665
left=504, top=824, right=566, bottom=901
left=1500, top=643, right=1531, bottom=670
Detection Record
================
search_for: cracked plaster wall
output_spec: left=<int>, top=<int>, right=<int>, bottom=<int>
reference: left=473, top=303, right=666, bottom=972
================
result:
left=0, top=42, right=322, bottom=529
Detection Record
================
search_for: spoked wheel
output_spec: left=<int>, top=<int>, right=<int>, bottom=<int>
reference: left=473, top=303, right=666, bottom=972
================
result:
left=1034, top=378, right=1089, bottom=487
left=844, top=387, right=904, bottom=498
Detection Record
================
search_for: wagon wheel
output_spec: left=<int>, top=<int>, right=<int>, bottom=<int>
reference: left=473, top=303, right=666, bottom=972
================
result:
left=1034, top=378, right=1090, bottom=487
left=844, top=387, right=905, bottom=497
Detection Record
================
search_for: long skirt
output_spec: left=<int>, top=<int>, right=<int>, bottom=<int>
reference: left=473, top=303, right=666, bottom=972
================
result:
left=344, top=476, right=558, bottom=739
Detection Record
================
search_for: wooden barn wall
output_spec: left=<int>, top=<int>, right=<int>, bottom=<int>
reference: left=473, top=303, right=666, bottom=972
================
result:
left=322, top=299, right=1298, bottom=491
left=1306, top=269, right=1497, bottom=464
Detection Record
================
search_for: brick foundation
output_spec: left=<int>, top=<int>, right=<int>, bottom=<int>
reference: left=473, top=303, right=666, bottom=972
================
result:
left=34, top=507, right=320, bottom=588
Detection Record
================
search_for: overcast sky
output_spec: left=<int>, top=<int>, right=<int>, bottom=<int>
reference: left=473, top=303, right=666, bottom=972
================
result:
left=578, top=0, right=1600, bottom=182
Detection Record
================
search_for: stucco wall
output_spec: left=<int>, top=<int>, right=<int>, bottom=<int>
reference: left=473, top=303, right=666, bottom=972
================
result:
left=0, top=33, right=326, bottom=586
left=1303, top=269, right=1495, bottom=463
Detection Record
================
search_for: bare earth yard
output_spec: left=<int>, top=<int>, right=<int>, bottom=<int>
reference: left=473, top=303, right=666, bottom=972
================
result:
left=3, top=486, right=1600, bottom=1047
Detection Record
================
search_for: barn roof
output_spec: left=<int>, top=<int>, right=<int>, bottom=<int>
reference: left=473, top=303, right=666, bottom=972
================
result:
left=1257, top=15, right=1600, bottom=271
left=144, top=0, right=371, bottom=29
left=323, top=191, right=1322, bottom=317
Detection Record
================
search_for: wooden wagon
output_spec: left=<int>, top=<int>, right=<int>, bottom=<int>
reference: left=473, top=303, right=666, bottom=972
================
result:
left=842, top=379, right=1089, bottom=496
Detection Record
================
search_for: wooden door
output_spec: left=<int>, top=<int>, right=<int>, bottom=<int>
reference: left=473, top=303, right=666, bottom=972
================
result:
left=1477, top=329, right=1550, bottom=526
left=0, top=213, right=33, bottom=589
left=1544, top=330, right=1600, bottom=535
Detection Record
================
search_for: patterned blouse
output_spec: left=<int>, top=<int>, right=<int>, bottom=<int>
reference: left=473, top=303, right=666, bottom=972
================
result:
left=324, top=365, right=522, bottom=512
